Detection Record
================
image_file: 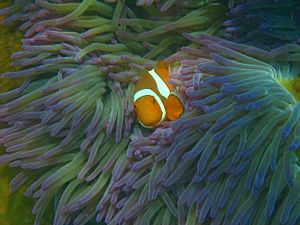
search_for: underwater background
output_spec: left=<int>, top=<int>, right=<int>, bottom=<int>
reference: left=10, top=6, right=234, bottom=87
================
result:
left=0, top=1, right=36, bottom=225
left=1, top=0, right=300, bottom=225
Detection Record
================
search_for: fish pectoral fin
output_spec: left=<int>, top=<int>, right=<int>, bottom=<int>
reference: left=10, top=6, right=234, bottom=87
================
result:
left=164, top=94, right=184, bottom=121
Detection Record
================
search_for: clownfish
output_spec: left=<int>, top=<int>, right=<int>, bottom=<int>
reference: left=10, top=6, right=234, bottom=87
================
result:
left=133, top=61, right=184, bottom=128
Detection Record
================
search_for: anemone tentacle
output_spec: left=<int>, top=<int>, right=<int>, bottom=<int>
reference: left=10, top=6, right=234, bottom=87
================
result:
left=222, top=0, right=300, bottom=49
left=3, top=1, right=300, bottom=225
left=0, top=1, right=224, bottom=225
left=175, top=36, right=300, bottom=224
left=104, top=36, right=300, bottom=225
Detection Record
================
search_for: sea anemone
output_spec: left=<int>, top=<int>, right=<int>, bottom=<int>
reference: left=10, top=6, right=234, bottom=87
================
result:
left=175, top=35, right=300, bottom=224
left=0, top=1, right=225, bottom=225
left=222, top=0, right=300, bottom=49
left=103, top=35, right=300, bottom=224
left=3, top=0, right=300, bottom=224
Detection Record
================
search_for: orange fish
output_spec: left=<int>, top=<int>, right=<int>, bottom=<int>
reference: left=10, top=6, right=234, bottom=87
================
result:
left=134, top=61, right=184, bottom=128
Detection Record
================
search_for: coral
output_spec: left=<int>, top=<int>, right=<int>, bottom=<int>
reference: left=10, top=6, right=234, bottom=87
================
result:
left=0, top=1, right=224, bottom=225
left=222, top=0, right=300, bottom=49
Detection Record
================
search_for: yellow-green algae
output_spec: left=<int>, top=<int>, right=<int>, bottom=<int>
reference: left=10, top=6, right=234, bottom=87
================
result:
left=279, top=77, right=300, bottom=101
left=0, top=1, right=44, bottom=225
left=0, top=1, right=23, bottom=94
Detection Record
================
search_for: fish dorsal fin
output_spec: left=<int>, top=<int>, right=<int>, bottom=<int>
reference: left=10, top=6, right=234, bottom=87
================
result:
left=155, top=61, right=170, bottom=85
